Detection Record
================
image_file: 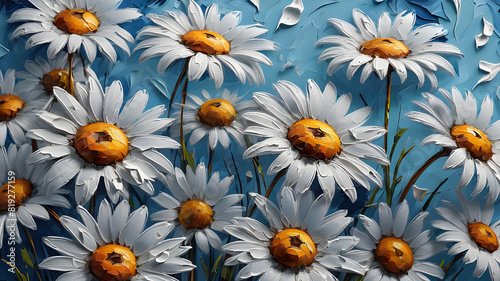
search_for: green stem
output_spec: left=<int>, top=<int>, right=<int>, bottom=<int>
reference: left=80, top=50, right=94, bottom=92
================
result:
left=24, top=227, right=42, bottom=281
left=444, top=254, right=463, bottom=274
left=167, top=60, right=189, bottom=118
left=180, top=74, right=189, bottom=169
left=247, top=168, right=286, bottom=217
left=383, top=70, right=392, bottom=205
left=398, top=148, right=451, bottom=204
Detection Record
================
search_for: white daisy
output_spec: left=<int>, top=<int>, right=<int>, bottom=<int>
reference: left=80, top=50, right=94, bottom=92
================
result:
left=0, top=69, right=48, bottom=146
left=223, top=186, right=365, bottom=280
left=170, top=88, right=256, bottom=150
left=27, top=77, right=180, bottom=205
left=0, top=144, right=70, bottom=249
left=316, top=9, right=462, bottom=89
left=39, top=199, right=195, bottom=281
left=135, top=0, right=276, bottom=89
left=243, top=79, right=388, bottom=202
left=354, top=200, right=446, bottom=280
left=151, top=162, right=243, bottom=254
left=406, top=87, right=500, bottom=203
left=8, top=0, right=141, bottom=62
left=16, top=52, right=97, bottom=101
left=433, top=192, right=500, bottom=280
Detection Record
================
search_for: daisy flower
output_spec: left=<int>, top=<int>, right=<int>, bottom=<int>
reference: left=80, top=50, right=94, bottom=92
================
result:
left=354, top=200, right=446, bottom=280
left=0, top=69, right=48, bottom=146
left=39, top=199, right=195, bottom=280
left=243, top=79, right=388, bottom=202
left=433, top=192, right=500, bottom=280
left=170, top=88, right=256, bottom=150
left=135, top=0, right=276, bottom=89
left=316, top=9, right=462, bottom=89
left=16, top=52, right=97, bottom=101
left=151, top=162, right=243, bottom=254
left=8, top=0, right=141, bottom=62
left=0, top=144, right=70, bottom=249
left=27, top=77, right=180, bottom=205
left=406, top=87, right=500, bottom=203
left=223, top=186, right=365, bottom=280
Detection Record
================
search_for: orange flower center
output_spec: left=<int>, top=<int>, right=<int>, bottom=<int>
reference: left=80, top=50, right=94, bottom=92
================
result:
left=451, top=125, right=493, bottom=161
left=197, top=99, right=237, bottom=127
left=360, top=38, right=410, bottom=59
left=181, top=30, right=230, bottom=55
left=178, top=200, right=214, bottom=229
left=0, top=179, right=32, bottom=211
left=287, top=119, right=341, bottom=162
left=468, top=222, right=499, bottom=252
left=90, top=244, right=137, bottom=281
left=54, top=9, right=100, bottom=35
left=0, top=95, right=25, bottom=121
left=270, top=228, right=317, bottom=268
left=375, top=237, right=414, bottom=275
left=42, top=69, right=71, bottom=92
left=74, top=123, right=129, bottom=166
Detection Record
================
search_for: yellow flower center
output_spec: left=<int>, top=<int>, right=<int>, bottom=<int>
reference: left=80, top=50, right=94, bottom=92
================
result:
left=0, top=95, right=25, bottom=121
left=178, top=200, right=214, bottom=229
left=375, top=237, right=414, bottom=275
left=360, top=38, right=410, bottom=59
left=0, top=179, right=32, bottom=211
left=41, top=69, right=71, bottom=92
left=74, top=123, right=129, bottom=166
left=197, top=99, right=237, bottom=127
left=270, top=228, right=317, bottom=268
left=181, top=30, right=230, bottom=55
left=90, top=244, right=137, bottom=281
left=468, top=222, right=499, bottom=252
left=54, top=9, right=100, bottom=35
left=287, top=119, right=341, bottom=162
left=451, top=125, right=493, bottom=161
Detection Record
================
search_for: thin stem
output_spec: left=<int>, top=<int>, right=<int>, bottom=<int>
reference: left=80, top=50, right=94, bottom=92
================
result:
left=180, top=75, right=189, bottom=169
left=444, top=253, right=463, bottom=273
left=67, top=53, right=75, bottom=96
left=247, top=169, right=286, bottom=217
left=189, top=245, right=196, bottom=281
left=168, top=60, right=189, bottom=118
left=45, top=207, right=61, bottom=225
left=398, top=148, right=451, bottom=204
left=24, top=227, right=42, bottom=281
left=383, top=70, right=392, bottom=205
left=208, top=148, right=214, bottom=174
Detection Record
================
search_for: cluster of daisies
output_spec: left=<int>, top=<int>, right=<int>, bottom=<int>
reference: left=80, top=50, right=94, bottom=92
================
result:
left=0, top=0, right=499, bottom=281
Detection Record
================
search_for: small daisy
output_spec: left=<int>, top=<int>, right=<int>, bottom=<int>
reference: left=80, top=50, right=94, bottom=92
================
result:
left=406, top=87, right=500, bottom=203
left=0, top=144, right=70, bottom=249
left=151, top=162, right=243, bottom=254
left=433, top=192, right=500, bottom=280
left=170, top=88, right=256, bottom=150
left=16, top=52, right=97, bottom=101
left=243, top=79, right=388, bottom=202
left=135, top=0, right=276, bottom=89
left=39, top=199, right=196, bottom=280
left=354, top=200, right=446, bottom=280
left=223, top=186, right=365, bottom=280
left=27, top=77, right=180, bottom=205
left=316, top=9, right=462, bottom=89
left=0, top=69, right=48, bottom=146
left=9, top=0, right=141, bottom=62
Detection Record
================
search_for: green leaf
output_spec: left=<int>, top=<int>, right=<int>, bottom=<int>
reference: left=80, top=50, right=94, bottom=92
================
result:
left=20, top=248, right=34, bottom=269
left=181, top=141, right=196, bottom=170
left=2, top=259, right=28, bottom=281
left=389, top=128, right=408, bottom=161
left=221, top=265, right=236, bottom=281
left=200, top=257, right=209, bottom=277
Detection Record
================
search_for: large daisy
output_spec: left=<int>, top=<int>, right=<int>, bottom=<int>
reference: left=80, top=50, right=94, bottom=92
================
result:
left=170, top=88, right=256, bottom=150
left=223, top=186, right=365, bottom=280
left=354, top=200, right=446, bottom=280
left=135, top=0, right=276, bottom=89
left=243, top=79, right=388, bottom=202
left=406, top=87, right=500, bottom=203
left=8, top=0, right=141, bottom=62
left=39, top=199, right=195, bottom=280
left=316, top=9, right=462, bottom=89
left=433, top=192, right=500, bottom=280
left=151, top=162, right=243, bottom=254
left=27, top=77, right=179, bottom=205
left=16, top=52, right=97, bottom=101
left=0, top=69, right=48, bottom=146
left=0, top=144, right=70, bottom=249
